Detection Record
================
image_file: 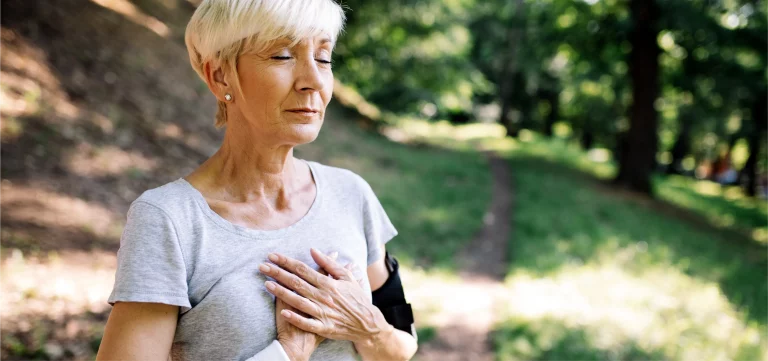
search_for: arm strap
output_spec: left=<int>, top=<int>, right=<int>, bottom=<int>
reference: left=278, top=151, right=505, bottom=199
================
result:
left=371, top=252, right=415, bottom=337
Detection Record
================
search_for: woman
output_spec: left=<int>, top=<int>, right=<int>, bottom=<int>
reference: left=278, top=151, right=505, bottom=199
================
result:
left=95, top=0, right=418, bottom=360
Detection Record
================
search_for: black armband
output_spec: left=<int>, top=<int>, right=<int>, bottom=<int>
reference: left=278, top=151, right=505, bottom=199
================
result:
left=372, top=252, right=415, bottom=338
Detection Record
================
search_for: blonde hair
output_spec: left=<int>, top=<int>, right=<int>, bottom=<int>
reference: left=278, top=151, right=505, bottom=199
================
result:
left=185, top=0, right=345, bottom=128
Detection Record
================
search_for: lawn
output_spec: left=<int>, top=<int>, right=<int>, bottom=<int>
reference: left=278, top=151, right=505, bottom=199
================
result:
left=392, top=119, right=767, bottom=360
left=493, top=139, right=767, bottom=361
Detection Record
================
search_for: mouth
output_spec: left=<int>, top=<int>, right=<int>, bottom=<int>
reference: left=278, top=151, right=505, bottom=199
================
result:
left=286, top=108, right=320, bottom=116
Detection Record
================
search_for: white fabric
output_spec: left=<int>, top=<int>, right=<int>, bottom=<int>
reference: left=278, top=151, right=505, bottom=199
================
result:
left=244, top=340, right=291, bottom=361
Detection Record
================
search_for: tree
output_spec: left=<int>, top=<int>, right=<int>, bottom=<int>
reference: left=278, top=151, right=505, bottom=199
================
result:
left=614, top=0, right=661, bottom=195
left=741, top=87, right=767, bottom=196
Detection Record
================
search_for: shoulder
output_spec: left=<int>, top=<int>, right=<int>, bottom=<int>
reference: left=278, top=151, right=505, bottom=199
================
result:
left=308, top=161, right=375, bottom=195
left=128, top=179, right=199, bottom=222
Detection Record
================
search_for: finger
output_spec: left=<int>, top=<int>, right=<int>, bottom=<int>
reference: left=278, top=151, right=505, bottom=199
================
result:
left=320, top=252, right=339, bottom=278
left=310, top=248, right=353, bottom=282
left=343, top=263, right=365, bottom=286
left=268, top=253, right=330, bottom=288
left=265, top=281, right=322, bottom=318
left=259, top=262, right=329, bottom=303
left=280, top=309, right=326, bottom=335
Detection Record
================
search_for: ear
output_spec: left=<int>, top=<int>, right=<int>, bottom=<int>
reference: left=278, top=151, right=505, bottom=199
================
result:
left=202, top=61, right=231, bottom=102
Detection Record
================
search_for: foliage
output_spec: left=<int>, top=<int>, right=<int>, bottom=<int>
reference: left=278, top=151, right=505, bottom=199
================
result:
left=335, top=0, right=767, bottom=195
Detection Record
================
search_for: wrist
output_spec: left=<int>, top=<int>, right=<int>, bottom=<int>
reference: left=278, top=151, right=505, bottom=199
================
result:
left=356, top=322, right=396, bottom=351
left=277, top=339, right=310, bottom=361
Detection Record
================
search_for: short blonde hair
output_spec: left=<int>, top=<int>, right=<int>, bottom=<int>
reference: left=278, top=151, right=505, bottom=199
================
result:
left=185, top=0, right=345, bottom=127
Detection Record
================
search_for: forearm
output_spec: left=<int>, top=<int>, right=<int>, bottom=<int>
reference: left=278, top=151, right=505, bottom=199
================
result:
left=354, top=325, right=418, bottom=361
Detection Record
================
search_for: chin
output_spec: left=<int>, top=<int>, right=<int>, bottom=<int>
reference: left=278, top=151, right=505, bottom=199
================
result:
left=286, top=122, right=322, bottom=145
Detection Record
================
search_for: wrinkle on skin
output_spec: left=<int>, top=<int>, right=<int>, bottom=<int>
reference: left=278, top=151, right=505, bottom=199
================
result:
left=185, top=36, right=334, bottom=231
left=263, top=252, right=389, bottom=344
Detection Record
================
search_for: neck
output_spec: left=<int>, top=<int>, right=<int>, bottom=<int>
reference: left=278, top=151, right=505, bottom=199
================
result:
left=190, top=120, right=303, bottom=203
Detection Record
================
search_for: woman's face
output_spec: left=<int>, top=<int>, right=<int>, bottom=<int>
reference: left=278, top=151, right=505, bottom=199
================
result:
left=231, top=36, right=334, bottom=145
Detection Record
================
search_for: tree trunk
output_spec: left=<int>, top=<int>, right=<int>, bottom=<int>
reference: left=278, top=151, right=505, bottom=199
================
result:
left=580, top=120, right=594, bottom=150
left=741, top=89, right=767, bottom=196
left=613, top=0, right=661, bottom=195
left=667, top=110, right=693, bottom=175
left=497, top=0, right=525, bottom=137
left=499, top=95, right=515, bottom=136
left=542, top=89, right=559, bottom=137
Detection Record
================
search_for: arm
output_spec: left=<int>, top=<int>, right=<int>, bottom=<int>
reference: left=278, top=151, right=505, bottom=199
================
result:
left=96, top=302, right=178, bottom=361
left=355, top=326, right=418, bottom=361
left=353, top=245, right=418, bottom=361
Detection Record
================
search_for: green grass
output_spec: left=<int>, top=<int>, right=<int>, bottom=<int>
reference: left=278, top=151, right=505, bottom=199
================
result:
left=492, top=151, right=767, bottom=361
left=499, top=130, right=768, bottom=246
left=416, top=326, right=438, bottom=345
left=391, top=120, right=768, bottom=360
left=295, top=102, right=492, bottom=270
left=493, top=317, right=667, bottom=361
left=655, top=174, right=768, bottom=244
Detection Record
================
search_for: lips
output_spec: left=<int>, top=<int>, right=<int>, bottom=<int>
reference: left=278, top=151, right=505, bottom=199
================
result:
left=286, top=108, right=320, bottom=114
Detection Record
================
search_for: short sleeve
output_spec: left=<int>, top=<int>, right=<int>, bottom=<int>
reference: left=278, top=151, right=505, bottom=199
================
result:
left=360, top=179, right=398, bottom=266
left=108, top=201, right=191, bottom=312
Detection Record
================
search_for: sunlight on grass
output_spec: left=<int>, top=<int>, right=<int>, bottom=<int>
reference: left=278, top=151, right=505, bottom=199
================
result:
left=1, top=249, right=115, bottom=320
left=399, top=265, right=463, bottom=328
left=502, top=151, right=768, bottom=360
left=497, top=259, right=765, bottom=361
left=89, top=0, right=170, bottom=37
left=655, top=175, right=768, bottom=245
left=389, top=117, right=509, bottom=152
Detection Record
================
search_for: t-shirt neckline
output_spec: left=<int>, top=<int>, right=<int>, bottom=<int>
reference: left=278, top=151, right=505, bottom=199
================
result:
left=176, top=159, right=323, bottom=239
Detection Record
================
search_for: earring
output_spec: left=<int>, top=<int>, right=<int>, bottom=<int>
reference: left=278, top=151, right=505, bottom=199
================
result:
left=224, top=93, right=232, bottom=101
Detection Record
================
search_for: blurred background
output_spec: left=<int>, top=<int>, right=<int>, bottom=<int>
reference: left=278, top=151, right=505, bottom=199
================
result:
left=1, top=0, right=766, bottom=360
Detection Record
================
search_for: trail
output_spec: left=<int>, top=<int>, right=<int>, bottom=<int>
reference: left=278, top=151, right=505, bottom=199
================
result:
left=416, top=153, right=513, bottom=361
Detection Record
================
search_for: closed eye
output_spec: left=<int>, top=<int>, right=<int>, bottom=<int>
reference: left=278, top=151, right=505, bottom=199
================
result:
left=272, top=56, right=292, bottom=60
left=316, top=59, right=332, bottom=65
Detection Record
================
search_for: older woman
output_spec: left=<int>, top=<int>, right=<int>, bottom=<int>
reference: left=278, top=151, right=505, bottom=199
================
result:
left=95, top=0, right=418, bottom=360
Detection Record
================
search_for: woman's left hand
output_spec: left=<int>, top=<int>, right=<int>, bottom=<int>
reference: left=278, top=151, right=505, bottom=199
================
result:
left=260, top=248, right=393, bottom=345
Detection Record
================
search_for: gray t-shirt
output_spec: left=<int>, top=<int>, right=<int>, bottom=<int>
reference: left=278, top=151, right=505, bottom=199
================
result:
left=107, top=160, right=398, bottom=361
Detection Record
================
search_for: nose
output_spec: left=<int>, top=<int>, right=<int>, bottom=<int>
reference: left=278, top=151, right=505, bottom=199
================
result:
left=294, top=56, right=326, bottom=93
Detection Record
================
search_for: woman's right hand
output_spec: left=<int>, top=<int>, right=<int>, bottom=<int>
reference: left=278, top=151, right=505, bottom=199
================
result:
left=273, top=253, right=363, bottom=361
left=276, top=297, right=322, bottom=361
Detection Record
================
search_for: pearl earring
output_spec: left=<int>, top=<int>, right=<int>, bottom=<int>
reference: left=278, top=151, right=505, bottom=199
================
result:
left=224, top=93, right=232, bottom=101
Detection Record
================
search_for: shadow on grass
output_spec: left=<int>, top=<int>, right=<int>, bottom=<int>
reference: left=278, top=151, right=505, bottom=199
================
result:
left=655, top=175, right=767, bottom=242
left=505, top=155, right=767, bottom=342
left=1, top=309, right=109, bottom=360
left=492, top=317, right=667, bottom=361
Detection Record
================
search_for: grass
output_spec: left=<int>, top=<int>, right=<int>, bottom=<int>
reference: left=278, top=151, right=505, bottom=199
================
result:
left=389, top=119, right=767, bottom=360
left=492, top=141, right=767, bottom=361
left=295, top=102, right=492, bottom=271
left=654, top=174, right=768, bottom=244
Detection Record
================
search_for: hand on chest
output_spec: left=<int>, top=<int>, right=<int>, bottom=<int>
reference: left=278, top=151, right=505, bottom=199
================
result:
left=186, top=231, right=371, bottom=317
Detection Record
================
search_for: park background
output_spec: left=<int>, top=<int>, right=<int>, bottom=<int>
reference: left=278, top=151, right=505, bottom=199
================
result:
left=1, top=0, right=766, bottom=360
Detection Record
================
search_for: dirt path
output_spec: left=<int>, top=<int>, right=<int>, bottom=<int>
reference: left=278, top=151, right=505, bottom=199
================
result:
left=416, top=153, right=513, bottom=361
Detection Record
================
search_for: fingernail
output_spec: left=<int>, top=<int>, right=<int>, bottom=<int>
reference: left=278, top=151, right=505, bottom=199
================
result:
left=330, top=251, right=339, bottom=259
left=265, top=281, right=276, bottom=290
left=259, top=264, right=271, bottom=272
left=281, top=310, right=291, bottom=318
left=268, top=254, right=279, bottom=262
